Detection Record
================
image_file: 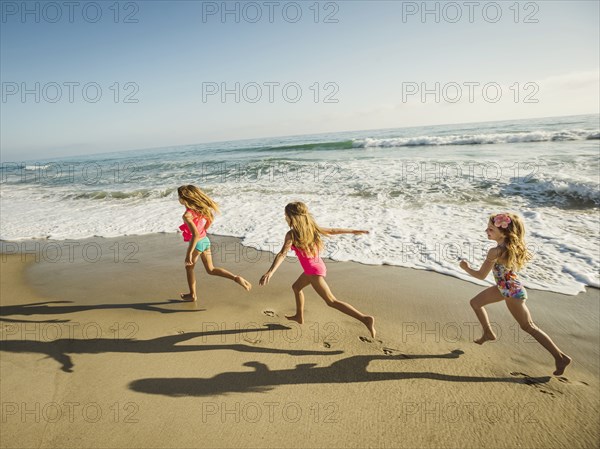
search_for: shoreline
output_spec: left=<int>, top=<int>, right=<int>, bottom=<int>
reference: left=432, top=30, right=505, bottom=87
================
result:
left=1, top=231, right=595, bottom=298
left=1, top=233, right=599, bottom=448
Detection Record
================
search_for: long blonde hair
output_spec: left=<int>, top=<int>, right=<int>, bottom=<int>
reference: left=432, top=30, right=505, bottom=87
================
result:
left=490, top=213, right=531, bottom=271
left=285, top=202, right=328, bottom=257
left=178, top=185, right=220, bottom=225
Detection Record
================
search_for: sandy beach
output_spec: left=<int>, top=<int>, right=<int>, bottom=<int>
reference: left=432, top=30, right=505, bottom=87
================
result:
left=1, top=233, right=598, bottom=449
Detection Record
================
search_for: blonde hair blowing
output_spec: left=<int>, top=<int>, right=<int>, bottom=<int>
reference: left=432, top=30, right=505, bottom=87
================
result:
left=285, top=202, right=328, bottom=257
left=178, top=185, right=220, bottom=224
left=490, top=212, right=531, bottom=271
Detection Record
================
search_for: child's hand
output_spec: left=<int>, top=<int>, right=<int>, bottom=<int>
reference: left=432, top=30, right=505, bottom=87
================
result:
left=459, top=260, right=469, bottom=270
left=185, top=256, right=193, bottom=266
left=259, top=272, right=272, bottom=286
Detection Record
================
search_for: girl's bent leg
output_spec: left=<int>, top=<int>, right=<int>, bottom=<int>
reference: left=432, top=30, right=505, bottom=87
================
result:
left=309, top=276, right=376, bottom=339
left=505, top=297, right=571, bottom=375
left=181, top=250, right=201, bottom=301
left=200, top=249, right=252, bottom=291
left=286, top=273, right=311, bottom=324
left=469, top=286, right=505, bottom=344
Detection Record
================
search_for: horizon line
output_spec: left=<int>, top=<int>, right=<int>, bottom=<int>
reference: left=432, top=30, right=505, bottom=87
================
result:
left=1, top=111, right=598, bottom=163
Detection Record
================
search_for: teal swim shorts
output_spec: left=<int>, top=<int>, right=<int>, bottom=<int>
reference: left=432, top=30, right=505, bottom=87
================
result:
left=195, top=236, right=211, bottom=252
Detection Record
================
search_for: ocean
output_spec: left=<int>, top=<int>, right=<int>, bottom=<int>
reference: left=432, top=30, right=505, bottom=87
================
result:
left=1, top=114, right=598, bottom=295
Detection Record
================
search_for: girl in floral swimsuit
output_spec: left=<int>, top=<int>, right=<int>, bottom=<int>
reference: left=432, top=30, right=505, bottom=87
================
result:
left=259, top=201, right=376, bottom=339
left=459, top=213, right=571, bottom=376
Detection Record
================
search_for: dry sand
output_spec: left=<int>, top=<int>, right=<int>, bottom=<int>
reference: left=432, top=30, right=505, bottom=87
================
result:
left=1, top=233, right=598, bottom=448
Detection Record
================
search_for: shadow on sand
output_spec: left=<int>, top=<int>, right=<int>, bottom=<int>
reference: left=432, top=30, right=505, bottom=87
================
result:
left=0, top=299, right=204, bottom=323
left=1, top=323, right=343, bottom=372
left=129, top=350, right=551, bottom=397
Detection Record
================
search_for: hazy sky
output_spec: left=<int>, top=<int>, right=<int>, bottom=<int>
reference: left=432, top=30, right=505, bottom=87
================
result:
left=1, top=0, right=598, bottom=161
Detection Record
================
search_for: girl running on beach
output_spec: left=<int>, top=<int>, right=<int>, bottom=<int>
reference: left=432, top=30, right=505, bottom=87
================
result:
left=259, top=202, right=376, bottom=338
left=177, top=185, right=251, bottom=301
left=459, top=213, right=571, bottom=375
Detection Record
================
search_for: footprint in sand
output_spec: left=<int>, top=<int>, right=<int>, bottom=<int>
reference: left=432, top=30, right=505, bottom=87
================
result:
left=177, top=330, right=185, bottom=334
left=510, top=371, right=543, bottom=384
left=263, top=310, right=276, bottom=317
left=323, top=342, right=331, bottom=348
left=511, top=372, right=556, bottom=396
left=557, top=377, right=589, bottom=386
left=381, top=348, right=411, bottom=358
left=359, top=336, right=384, bottom=344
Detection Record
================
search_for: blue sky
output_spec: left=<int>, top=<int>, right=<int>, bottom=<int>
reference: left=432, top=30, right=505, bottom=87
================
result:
left=1, top=0, right=599, bottom=161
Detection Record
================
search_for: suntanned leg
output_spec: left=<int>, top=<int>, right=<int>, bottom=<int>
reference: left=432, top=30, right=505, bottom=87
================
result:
left=200, top=249, right=252, bottom=291
left=181, top=250, right=201, bottom=301
left=469, top=286, right=505, bottom=344
left=505, top=297, right=571, bottom=376
left=286, top=273, right=311, bottom=324
left=309, top=276, right=376, bottom=339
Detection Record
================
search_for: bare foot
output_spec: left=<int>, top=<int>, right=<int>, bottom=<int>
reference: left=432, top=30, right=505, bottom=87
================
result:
left=474, top=332, right=496, bottom=345
left=363, top=316, right=376, bottom=339
left=553, top=354, right=572, bottom=376
left=285, top=314, right=303, bottom=324
left=180, top=293, right=196, bottom=302
left=234, top=276, right=252, bottom=291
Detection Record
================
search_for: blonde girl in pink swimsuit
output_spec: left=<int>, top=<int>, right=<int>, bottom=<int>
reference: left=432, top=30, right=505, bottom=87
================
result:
left=259, top=202, right=376, bottom=338
left=178, top=185, right=252, bottom=302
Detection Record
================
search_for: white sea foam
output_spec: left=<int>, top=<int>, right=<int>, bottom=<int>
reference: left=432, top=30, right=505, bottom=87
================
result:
left=353, top=129, right=596, bottom=148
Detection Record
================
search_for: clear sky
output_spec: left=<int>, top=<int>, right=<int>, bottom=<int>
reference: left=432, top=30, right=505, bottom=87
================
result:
left=1, top=0, right=598, bottom=161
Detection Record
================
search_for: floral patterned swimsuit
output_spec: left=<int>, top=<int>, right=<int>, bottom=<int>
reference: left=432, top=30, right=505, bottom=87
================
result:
left=492, top=262, right=527, bottom=300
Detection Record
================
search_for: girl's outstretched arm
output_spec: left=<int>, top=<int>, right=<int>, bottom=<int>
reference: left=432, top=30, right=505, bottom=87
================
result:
left=459, top=248, right=500, bottom=280
left=321, top=228, right=369, bottom=235
left=259, top=231, right=293, bottom=286
left=182, top=211, right=201, bottom=266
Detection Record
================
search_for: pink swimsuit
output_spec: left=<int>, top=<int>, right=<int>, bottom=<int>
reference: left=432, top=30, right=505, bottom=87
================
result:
left=291, top=245, right=327, bottom=276
left=179, top=209, right=207, bottom=241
